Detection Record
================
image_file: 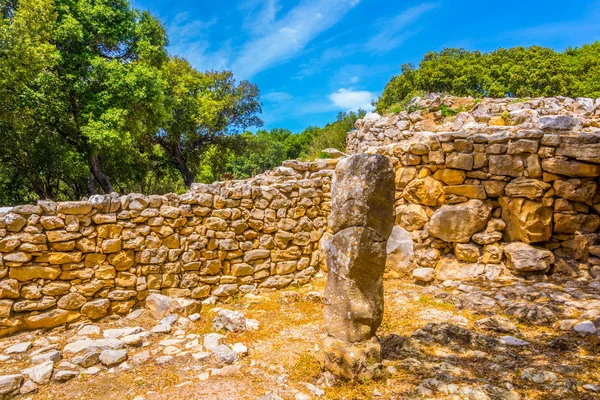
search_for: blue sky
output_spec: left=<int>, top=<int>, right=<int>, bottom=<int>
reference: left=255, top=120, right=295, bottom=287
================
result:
left=131, top=0, right=600, bottom=132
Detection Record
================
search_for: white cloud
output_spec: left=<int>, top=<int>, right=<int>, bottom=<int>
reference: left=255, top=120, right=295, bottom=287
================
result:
left=366, top=2, right=438, bottom=53
left=240, top=0, right=281, bottom=36
left=232, top=0, right=362, bottom=79
left=329, top=88, right=375, bottom=111
left=165, top=13, right=231, bottom=72
left=262, top=91, right=293, bottom=102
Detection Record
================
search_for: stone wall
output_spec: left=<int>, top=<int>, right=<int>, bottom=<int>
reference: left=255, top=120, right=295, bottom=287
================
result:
left=0, top=159, right=337, bottom=336
left=350, top=96, right=600, bottom=283
left=2, top=95, right=600, bottom=337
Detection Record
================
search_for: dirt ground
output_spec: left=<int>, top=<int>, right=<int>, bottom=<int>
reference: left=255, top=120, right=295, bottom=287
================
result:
left=2, top=274, right=600, bottom=400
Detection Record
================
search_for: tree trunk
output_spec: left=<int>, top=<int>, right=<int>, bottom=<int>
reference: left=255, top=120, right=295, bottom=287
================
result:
left=89, top=153, right=113, bottom=194
left=174, top=151, right=195, bottom=188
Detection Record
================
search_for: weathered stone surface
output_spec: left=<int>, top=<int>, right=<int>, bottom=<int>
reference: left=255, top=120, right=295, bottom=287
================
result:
left=412, top=268, right=435, bottom=282
left=446, top=153, right=473, bottom=171
left=322, top=336, right=381, bottom=381
left=504, top=242, right=554, bottom=272
left=556, top=143, right=600, bottom=163
left=433, top=169, right=466, bottom=185
left=57, top=201, right=93, bottom=215
left=394, top=204, right=428, bottom=231
left=454, top=243, right=481, bottom=262
left=443, top=185, right=487, bottom=200
left=499, top=197, right=552, bottom=244
left=0, top=279, right=19, bottom=299
left=554, top=213, right=600, bottom=233
left=9, top=266, right=61, bottom=281
left=428, top=200, right=492, bottom=243
left=385, top=226, right=414, bottom=273
left=324, top=226, right=387, bottom=342
left=541, top=158, right=600, bottom=178
left=99, top=349, right=127, bottom=366
left=57, top=293, right=87, bottom=310
left=434, top=256, right=485, bottom=280
left=504, top=178, right=551, bottom=200
left=402, top=177, right=445, bottom=206
left=24, top=309, right=80, bottom=329
left=145, top=294, right=171, bottom=320
left=212, top=309, right=247, bottom=332
left=489, top=155, right=524, bottom=177
left=329, top=154, right=395, bottom=239
left=553, top=179, right=597, bottom=203
left=538, top=115, right=580, bottom=131
left=323, top=153, right=393, bottom=381
left=0, top=374, right=23, bottom=395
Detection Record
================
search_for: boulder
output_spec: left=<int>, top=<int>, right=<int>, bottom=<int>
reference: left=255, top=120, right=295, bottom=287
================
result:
left=504, top=242, right=554, bottom=272
left=212, top=309, right=247, bottom=332
left=99, top=349, right=127, bottom=366
left=488, top=155, right=524, bottom=177
left=24, top=309, right=79, bottom=330
left=538, top=115, right=581, bottom=131
left=554, top=213, right=600, bottom=234
left=428, top=200, right=492, bottom=243
left=434, top=256, right=485, bottom=280
left=0, top=279, right=19, bottom=299
left=57, top=293, right=87, bottom=310
left=433, top=169, right=466, bottom=185
left=499, top=197, right=552, bottom=243
left=402, top=177, right=445, bottom=206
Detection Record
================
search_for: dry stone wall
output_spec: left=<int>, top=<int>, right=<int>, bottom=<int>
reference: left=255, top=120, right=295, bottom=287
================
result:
left=350, top=95, right=600, bottom=283
left=0, top=159, right=337, bottom=336
left=2, top=95, right=600, bottom=337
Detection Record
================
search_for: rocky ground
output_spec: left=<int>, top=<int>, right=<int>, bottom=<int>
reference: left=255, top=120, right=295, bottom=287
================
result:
left=1, top=274, right=600, bottom=400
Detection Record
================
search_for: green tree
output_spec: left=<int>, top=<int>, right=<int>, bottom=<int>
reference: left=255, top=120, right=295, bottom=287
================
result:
left=375, top=44, right=599, bottom=113
left=0, top=0, right=88, bottom=201
left=1, top=0, right=169, bottom=201
left=158, top=57, right=262, bottom=187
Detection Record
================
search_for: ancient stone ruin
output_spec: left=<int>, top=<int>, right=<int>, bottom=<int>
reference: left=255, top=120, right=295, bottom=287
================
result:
left=0, top=95, right=599, bottom=397
left=322, top=154, right=394, bottom=381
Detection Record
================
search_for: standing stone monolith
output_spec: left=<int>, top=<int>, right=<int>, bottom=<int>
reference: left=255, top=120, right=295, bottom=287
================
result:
left=322, top=154, right=395, bottom=381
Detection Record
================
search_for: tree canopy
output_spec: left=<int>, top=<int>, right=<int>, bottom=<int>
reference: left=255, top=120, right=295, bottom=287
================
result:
left=376, top=44, right=600, bottom=114
left=0, top=0, right=262, bottom=204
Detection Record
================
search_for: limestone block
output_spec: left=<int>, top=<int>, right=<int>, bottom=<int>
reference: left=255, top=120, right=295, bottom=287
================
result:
left=402, top=177, right=445, bottom=206
left=504, top=242, right=554, bottom=272
left=428, top=199, right=492, bottom=243
left=499, top=197, right=552, bottom=244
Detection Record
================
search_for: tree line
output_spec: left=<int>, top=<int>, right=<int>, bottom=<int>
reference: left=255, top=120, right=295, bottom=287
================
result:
left=375, top=44, right=600, bottom=113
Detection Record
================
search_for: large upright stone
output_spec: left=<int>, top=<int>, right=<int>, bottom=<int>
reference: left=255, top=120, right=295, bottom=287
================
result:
left=323, top=154, right=394, bottom=381
left=328, top=154, right=395, bottom=239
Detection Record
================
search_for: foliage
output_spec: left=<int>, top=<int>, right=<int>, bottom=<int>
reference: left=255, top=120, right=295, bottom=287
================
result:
left=0, top=0, right=262, bottom=203
left=376, top=43, right=600, bottom=113
left=158, top=57, right=262, bottom=187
